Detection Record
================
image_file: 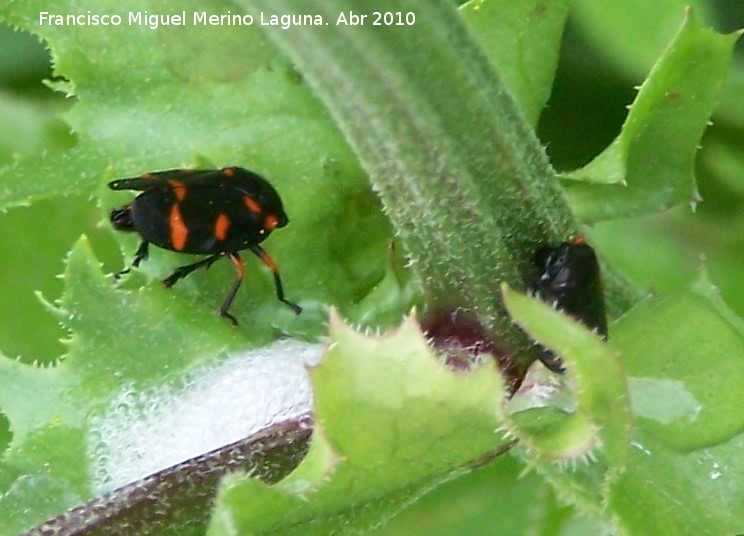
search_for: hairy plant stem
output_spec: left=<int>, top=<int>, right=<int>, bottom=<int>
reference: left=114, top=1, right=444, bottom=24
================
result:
left=241, top=0, right=641, bottom=351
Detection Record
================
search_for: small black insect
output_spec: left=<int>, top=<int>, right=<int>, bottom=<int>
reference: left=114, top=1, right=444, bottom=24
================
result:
left=530, top=235, right=607, bottom=372
left=109, top=166, right=301, bottom=325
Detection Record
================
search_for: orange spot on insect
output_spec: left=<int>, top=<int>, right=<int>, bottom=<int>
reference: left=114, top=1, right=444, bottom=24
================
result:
left=140, top=173, right=154, bottom=179
left=571, top=235, right=586, bottom=246
left=168, top=179, right=187, bottom=201
left=223, top=167, right=235, bottom=178
left=244, top=196, right=262, bottom=214
left=214, top=213, right=231, bottom=241
left=264, top=214, right=279, bottom=231
left=169, top=204, right=188, bottom=251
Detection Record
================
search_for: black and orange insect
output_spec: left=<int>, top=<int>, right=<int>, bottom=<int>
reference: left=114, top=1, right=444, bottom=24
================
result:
left=530, top=235, right=607, bottom=372
left=108, top=166, right=301, bottom=325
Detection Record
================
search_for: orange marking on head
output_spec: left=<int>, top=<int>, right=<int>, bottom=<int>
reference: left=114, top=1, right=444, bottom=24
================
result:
left=222, top=167, right=235, bottom=178
left=214, top=213, right=231, bottom=241
left=244, top=196, right=262, bottom=214
left=571, top=235, right=586, bottom=246
left=264, top=214, right=279, bottom=231
left=168, top=179, right=187, bottom=201
left=169, top=204, right=188, bottom=251
left=140, top=172, right=154, bottom=179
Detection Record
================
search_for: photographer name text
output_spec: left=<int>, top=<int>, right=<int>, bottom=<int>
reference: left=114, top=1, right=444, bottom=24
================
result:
left=38, top=10, right=416, bottom=30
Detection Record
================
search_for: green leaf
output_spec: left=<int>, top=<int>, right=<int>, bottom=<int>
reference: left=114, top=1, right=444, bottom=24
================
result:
left=344, top=241, right=423, bottom=330
left=0, top=196, right=121, bottom=365
left=500, top=285, right=630, bottom=492
left=502, top=283, right=630, bottom=469
left=561, top=10, right=741, bottom=221
left=370, top=454, right=612, bottom=536
left=2, top=240, right=507, bottom=535
left=0, top=238, right=317, bottom=534
left=4, top=1, right=742, bottom=533
left=57, top=237, right=254, bottom=388
left=460, top=0, right=569, bottom=126
left=607, top=276, right=744, bottom=535
left=208, top=311, right=508, bottom=535
left=369, top=455, right=546, bottom=536
left=716, top=67, right=744, bottom=131
left=570, top=0, right=716, bottom=79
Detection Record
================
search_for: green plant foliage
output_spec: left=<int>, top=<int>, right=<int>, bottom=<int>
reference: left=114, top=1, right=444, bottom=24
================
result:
left=502, top=285, right=630, bottom=470
left=0, top=196, right=119, bottom=364
left=570, top=0, right=716, bottom=79
left=562, top=10, right=740, bottom=221
left=0, top=0, right=743, bottom=534
left=460, top=0, right=570, bottom=127
left=500, top=284, right=629, bottom=520
left=0, top=237, right=256, bottom=534
left=608, top=275, right=744, bottom=535
left=368, top=456, right=562, bottom=536
left=548, top=0, right=744, bottom=328
left=0, top=0, right=393, bottom=323
left=498, top=272, right=744, bottom=535
left=239, top=0, right=625, bottom=350
left=208, top=312, right=508, bottom=535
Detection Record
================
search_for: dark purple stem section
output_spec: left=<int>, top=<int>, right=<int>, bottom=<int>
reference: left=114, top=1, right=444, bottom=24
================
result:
left=22, top=417, right=313, bottom=536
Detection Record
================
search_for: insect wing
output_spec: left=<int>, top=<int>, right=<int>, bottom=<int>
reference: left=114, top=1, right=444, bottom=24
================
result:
left=108, top=168, right=213, bottom=191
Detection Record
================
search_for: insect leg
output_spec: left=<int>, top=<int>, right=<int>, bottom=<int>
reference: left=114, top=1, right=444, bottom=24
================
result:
left=132, top=241, right=150, bottom=268
left=249, top=245, right=302, bottom=314
left=531, top=345, right=566, bottom=374
left=114, top=240, right=150, bottom=280
left=218, top=253, right=246, bottom=326
left=162, top=253, right=222, bottom=288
